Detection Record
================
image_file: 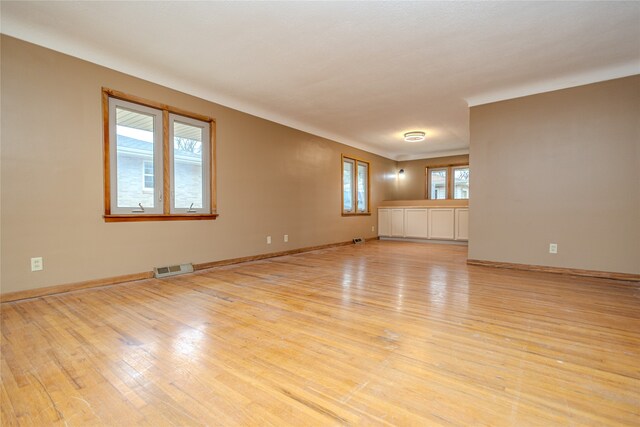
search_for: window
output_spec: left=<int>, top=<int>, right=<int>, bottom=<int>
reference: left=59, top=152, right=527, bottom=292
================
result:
left=429, top=168, right=448, bottom=200
left=343, top=158, right=354, bottom=212
left=170, top=114, right=210, bottom=214
left=357, top=162, right=368, bottom=212
left=143, top=161, right=154, bottom=192
left=426, top=164, right=470, bottom=200
left=110, top=98, right=163, bottom=214
left=453, top=166, right=469, bottom=200
left=103, top=88, right=217, bottom=221
left=342, top=155, right=369, bottom=215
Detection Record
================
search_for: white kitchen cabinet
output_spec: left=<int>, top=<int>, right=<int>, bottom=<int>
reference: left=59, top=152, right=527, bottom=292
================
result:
left=378, top=206, right=468, bottom=243
left=455, top=208, right=469, bottom=241
left=378, top=208, right=391, bottom=236
left=404, top=208, right=429, bottom=238
left=428, top=208, right=455, bottom=240
left=391, top=208, right=405, bottom=237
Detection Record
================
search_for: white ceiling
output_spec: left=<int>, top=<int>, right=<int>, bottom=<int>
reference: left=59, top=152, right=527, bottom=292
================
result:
left=2, top=1, right=639, bottom=160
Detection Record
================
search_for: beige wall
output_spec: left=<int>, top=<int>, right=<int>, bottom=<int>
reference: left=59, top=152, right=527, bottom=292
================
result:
left=469, top=76, right=640, bottom=274
left=3, top=36, right=636, bottom=294
left=393, top=155, right=469, bottom=201
left=0, top=36, right=397, bottom=294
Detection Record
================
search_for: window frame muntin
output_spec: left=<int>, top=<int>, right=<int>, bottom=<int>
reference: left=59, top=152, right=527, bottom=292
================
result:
left=341, top=154, right=371, bottom=216
left=102, top=87, right=217, bottom=222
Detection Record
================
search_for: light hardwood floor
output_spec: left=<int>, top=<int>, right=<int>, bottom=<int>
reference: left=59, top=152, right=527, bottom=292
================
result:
left=1, top=241, right=639, bottom=426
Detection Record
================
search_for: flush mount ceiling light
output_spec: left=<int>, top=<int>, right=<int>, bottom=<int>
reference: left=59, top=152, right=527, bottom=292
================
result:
left=404, top=131, right=426, bottom=142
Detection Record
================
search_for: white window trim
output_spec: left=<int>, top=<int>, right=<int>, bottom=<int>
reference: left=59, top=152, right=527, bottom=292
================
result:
left=109, top=97, right=163, bottom=214
left=169, top=114, right=211, bottom=214
left=356, top=161, right=368, bottom=213
left=342, top=157, right=356, bottom=214
left=452, top=165, right=470, bottom=200
left=429, top=167, right=448, bottom=200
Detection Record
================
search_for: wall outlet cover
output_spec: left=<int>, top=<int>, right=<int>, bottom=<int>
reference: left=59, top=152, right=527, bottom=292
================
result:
left=31, top=257, right=43, bottom=272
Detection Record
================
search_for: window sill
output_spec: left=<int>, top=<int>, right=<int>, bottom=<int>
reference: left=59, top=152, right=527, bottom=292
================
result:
left=342, top=212, right=371, bottom=217
left=104, top=214, right=218, bottom=222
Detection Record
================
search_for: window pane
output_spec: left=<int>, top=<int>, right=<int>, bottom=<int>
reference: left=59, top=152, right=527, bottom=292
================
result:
left=144, top=161, right=153, bottom=175
left=115, top=107, right=156, bottom=208
left=453, top=167, right=470, bottom=199
left=357, top=162, right=368, bottom=212
left=343, top=160, right=354, bottom=212
left=173, top=121, right=203, bottom=209
left=430, top=169, right=447, bottom=199
left=143, top=161, right=154, bottom=190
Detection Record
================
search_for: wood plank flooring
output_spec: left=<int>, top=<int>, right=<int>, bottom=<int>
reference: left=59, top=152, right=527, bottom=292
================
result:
left=1, top=241, right=639, bottom=426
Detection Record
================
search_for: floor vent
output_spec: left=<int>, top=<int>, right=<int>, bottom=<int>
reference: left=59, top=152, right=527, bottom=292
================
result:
left=154, top=263, right=194, bottom=278
left=353, top=237, right=364, bottom=244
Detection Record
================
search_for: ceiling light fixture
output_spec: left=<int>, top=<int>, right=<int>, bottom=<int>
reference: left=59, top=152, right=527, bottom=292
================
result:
left=404, top=131, right=426, bottom=142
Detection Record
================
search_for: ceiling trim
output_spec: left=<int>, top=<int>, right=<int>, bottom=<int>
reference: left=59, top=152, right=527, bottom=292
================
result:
left=465, top=61, right=640, bottom=107
left=2, top=10, right=638, bottom=162
left=396, top=149, right=470, bottom=162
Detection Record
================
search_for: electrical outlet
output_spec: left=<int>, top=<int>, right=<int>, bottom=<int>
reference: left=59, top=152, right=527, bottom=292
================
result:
left=266, top=236, right=272, bottom=244
left=31, top=257, right=43, bottom=272
left=549, top=243, right=558, bottom=254
left=371, top=226, right=375, bottom=232
left=284, top=234, right=289, bottom=242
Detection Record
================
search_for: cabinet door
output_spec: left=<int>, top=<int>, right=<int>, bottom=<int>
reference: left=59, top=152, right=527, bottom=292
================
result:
left=404, top=209, right=429, bottom=238
left=428, top=208, right=455, bottom=240
left=391, top=209, right=405, bottom=237
left=455, top=208, right=469, bottom=241
left=378, top=209, right=391, bottom=236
